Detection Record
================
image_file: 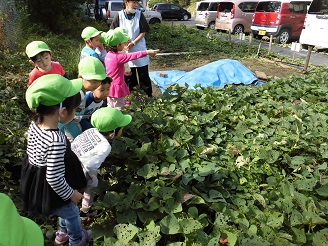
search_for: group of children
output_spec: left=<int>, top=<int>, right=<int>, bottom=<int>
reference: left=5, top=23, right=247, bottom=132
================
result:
left=18, top=25, right=158, bottom=246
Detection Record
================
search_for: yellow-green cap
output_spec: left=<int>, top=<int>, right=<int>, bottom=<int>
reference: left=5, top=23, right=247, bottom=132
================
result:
left=26, top=41, right=51, bottom=58
left=0, top=193, right=44, bottom=246
left=26, top=74, right=83, bottom=109
left=102, top=27, right=130, bottom=47
left=81, top=26, right=102, bottom=40
left=91, top=107, right=132, bottom=132
left=78, top=56, right=107, bottom=81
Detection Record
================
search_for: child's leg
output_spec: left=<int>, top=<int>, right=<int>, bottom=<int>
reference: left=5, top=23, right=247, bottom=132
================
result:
left=81, top=173, right=98, bottom=212
left=53, top=202, right=84, bottom=244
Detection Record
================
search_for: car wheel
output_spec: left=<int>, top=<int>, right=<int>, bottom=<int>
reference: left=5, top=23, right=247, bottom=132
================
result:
left=276, top=29, right=290, bottom=44
left=233, top=24, right=244, bottom=35
left=208, top=22, right=215, bottom=30
left=149, top=18, right=161, bottom=24
left=182, top=14, right=189, bottom=21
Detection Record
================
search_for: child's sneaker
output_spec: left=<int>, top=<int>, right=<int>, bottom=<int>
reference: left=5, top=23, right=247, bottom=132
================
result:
left=124, top=101, right=131, bottom=106
left=55, top=230, right=69, bottom=245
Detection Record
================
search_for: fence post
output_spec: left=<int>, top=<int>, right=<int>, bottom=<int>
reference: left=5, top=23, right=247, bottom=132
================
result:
left=304, top=45, right=313, bottom=71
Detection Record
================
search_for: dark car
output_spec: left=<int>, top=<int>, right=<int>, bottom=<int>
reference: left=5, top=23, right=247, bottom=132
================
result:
left=152, top=3, right=191, bottom=21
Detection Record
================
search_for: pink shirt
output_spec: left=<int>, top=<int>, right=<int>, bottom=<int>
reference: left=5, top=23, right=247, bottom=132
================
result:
left=28, top=62, right=65, bottom=87
left=105, top=50, right=148, bottom=98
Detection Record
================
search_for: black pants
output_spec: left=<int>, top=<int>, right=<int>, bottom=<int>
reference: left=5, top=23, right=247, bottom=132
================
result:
left=125, top=65, right=152, bottom=97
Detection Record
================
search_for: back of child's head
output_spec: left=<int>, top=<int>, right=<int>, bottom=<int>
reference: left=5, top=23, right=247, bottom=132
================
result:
left=81, top=26, right=102, bottom=41
left=26, top=41, right=51, bottom=60
left=78, top=56, right=107, bottom=81
left=26, top=74, right=82, bottom=122
left=91, top=107, right=132, bottom=134
left=101, top=27, right=129, bottom=49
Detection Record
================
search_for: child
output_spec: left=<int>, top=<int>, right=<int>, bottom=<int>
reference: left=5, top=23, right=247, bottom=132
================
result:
left=20, top=74, right=92, bottom=246
left=80, top=26, right=103, bottom=60
left=79, top=77, right=112, bottom=131
left=60, top=56, right=108, bottom=140
left=71, top=107, right=132, bottom=218
left=0, top=193, right=44, bottom=246
left=103, top=27, right=159, bottom=109
left=25, top=41, right=69, bottom=87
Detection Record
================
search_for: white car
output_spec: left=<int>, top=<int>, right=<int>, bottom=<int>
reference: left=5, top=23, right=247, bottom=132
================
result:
left=105, top=0, right=162, bottom=25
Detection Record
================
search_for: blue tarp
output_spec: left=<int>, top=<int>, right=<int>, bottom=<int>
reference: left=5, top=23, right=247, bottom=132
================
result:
left=149, top=59, right=262, bottom=93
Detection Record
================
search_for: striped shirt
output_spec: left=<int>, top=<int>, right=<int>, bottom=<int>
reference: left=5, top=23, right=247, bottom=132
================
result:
left=27, top=121, right=73, bottom=201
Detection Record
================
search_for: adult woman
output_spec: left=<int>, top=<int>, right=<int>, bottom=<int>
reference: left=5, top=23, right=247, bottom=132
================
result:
left=110, top=0, right=153, bottom=97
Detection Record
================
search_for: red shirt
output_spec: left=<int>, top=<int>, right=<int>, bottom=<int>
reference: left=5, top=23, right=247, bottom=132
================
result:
left=28, top=62, right=65, bottom=87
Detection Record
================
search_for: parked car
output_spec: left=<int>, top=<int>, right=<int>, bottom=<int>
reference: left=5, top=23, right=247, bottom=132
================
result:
left=299, top=0, right=328, bottom=49
left=251, top=0, right=312, bottom=44
left=151, top=3, right=191, bottom=21
left=215, top=0, right=259, bottom=34
left=195, top=1, right=220, bottom=30
left=105, top=0, right=162, bottom=25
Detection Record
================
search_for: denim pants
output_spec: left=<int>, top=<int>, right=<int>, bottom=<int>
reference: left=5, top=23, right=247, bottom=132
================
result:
left=52, top=202, right=83, bottom=244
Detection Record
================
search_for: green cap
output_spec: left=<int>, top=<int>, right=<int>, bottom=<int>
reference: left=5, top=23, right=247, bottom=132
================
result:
left=102, top=27, right=130, bottom=46
left=0, top=193, right=44, bottom=246
left=91, top=107, right=132, bottom=132
left=81, top=26, right=102, bottom=40
left=78, top=56, right=107, bottom=81
left=26, top=74, right=83, bottom=109
left=26, top=41, right=51, bottom=58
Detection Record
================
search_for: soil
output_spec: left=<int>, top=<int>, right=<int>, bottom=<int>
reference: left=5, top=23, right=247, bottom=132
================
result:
left=148, top=56, right=304, bottom=96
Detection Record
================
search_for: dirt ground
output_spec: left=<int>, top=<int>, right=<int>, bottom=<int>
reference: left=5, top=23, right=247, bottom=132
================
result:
left=149, top=56, right=303, bottom=96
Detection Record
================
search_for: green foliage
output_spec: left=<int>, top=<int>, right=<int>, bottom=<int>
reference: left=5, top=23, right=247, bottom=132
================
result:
left=1, top=16, right=328, bottom=245
left=87, top=70, right=328, bottom=245
left=15, top=0, right=87, bottom=31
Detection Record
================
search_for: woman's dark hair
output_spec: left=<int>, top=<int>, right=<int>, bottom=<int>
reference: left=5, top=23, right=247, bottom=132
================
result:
left=33, top=92, right=81, bottom=124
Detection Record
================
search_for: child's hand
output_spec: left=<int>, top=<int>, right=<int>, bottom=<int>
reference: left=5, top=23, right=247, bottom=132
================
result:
left=147, top=49, right=160, bottom=56
left=70, top=190, right=83, bottom=205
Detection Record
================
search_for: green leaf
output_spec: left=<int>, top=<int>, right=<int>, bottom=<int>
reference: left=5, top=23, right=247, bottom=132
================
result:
left=291, top=227, right=306, bottom=244
left=160, top=214, right=180, bottom=234
left=266, top=211, right=284, bottom=228
left=179, top=218, right=203, bottom=234
left=316, top=183, right=328, bottom=197
left=137, top=163, right=159, bottom=179
left=253, top=193, right=266, bottom=208
left=294, top=178, right=317, bottom=191
left=135, top=142, right=152, bottom=160
left=312, top=228, right=328, bottom=246
left=114, top=224, right=139, bottom=243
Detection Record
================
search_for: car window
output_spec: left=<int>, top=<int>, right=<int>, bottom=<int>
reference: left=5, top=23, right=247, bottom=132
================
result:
left=209, top=2, right=219, bottom=11
left=160, top=4, right=170, bottom=10
left=289, top=2, right=308, bottom=13
left=112, top=2, right=124, bottom=11
left=239, top=2, right=258, bottom=12
left=218, top=2, right=234, bottom=12
left=256, top=1, right=281, bottom=12
left=171, top=5, right=181, bottom=11
left=308, top=0, right=328, bottom=14
left=197, top=2, right=210, bottom=11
